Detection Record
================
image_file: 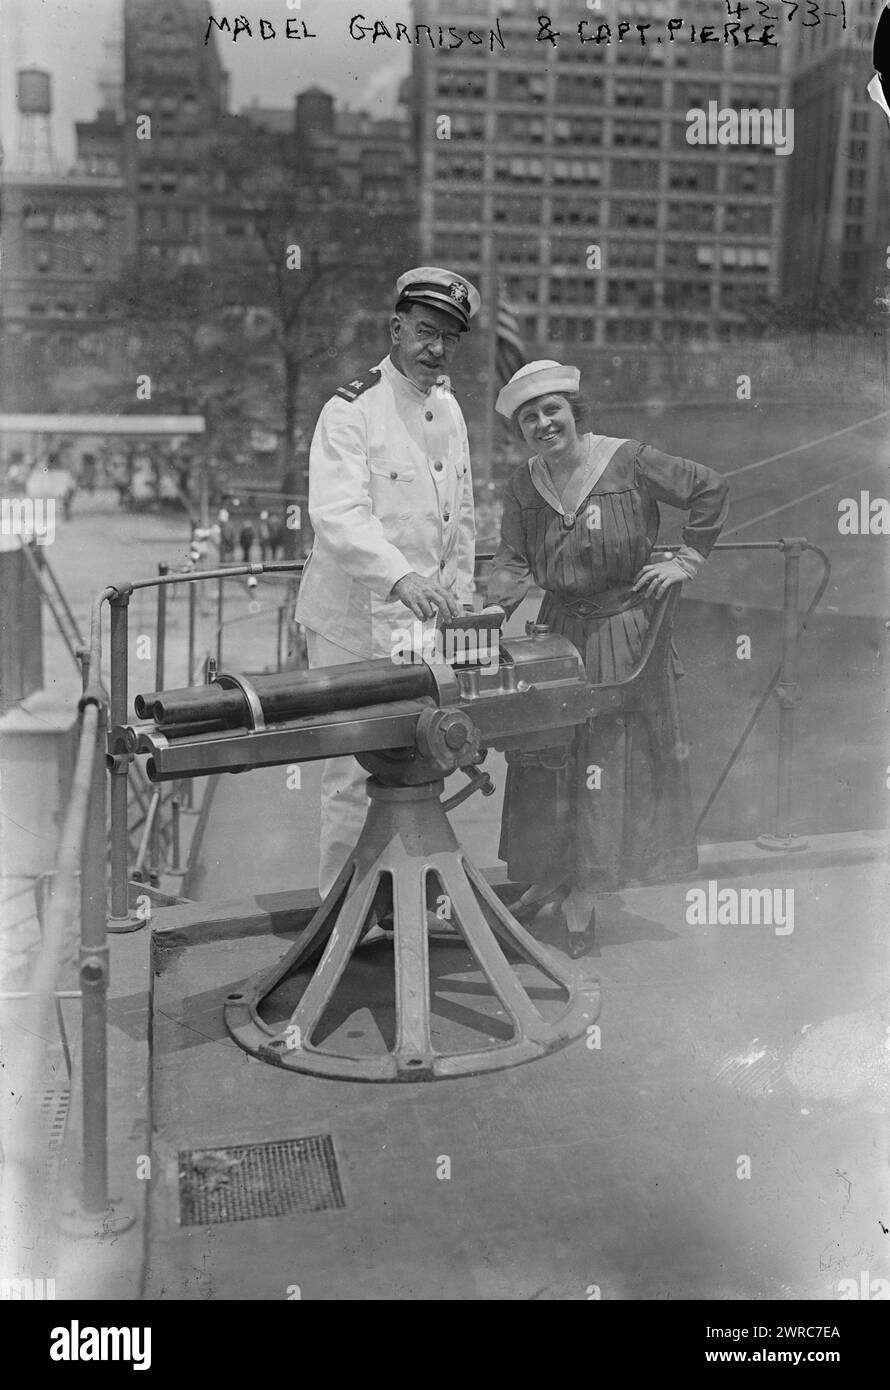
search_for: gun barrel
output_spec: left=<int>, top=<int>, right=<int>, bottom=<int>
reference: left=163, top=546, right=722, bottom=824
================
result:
left=136, top=658, right=438, bottom=731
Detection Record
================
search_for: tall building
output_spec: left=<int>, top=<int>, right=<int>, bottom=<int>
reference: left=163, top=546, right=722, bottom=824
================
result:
left=75, top=109, right=125, bottom=179
left=123, top=0, right=228, bottom=265
left=242, top=89, right=416, bottom=205
left=412, top=0, right=793, bottom=352
left=782, top=0, right=889, bottom=306
left=0, top=169, right=127, bottom=412
left=0, top=64, right=126, bottom=414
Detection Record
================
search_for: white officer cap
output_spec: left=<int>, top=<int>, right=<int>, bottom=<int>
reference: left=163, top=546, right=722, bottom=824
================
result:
left=395, top=266, right=481, bottom=331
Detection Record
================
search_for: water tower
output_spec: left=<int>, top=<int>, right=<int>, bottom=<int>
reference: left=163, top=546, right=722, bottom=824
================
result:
left=16, top=67, right=58, bottom=175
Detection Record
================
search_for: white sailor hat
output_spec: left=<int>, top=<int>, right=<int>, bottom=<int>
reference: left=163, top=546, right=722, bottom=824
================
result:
left=395, top=266, right=481, bottom=331
left=495, top=360, right=581, bottom=419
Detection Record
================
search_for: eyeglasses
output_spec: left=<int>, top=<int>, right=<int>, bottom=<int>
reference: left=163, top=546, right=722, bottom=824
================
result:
left=411, top=323, right=461, bottom=351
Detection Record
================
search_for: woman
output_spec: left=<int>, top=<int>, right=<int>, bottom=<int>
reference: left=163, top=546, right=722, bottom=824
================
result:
left=487, top=361, right=729, bottom=957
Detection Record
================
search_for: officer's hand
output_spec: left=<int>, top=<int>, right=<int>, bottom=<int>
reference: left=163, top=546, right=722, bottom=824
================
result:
left=390, top=572, right=463, bottom=621
left=631, top=557, right=688, bottom=598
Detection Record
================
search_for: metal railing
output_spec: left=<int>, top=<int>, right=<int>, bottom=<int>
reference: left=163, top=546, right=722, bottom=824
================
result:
left=102, top=559, right=304, bottom=924
left=16, top=535, right=831, bottom=1227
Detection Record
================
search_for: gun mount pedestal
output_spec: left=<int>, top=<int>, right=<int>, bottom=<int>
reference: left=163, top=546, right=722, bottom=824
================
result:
left=224, top=768, right=602, bottom=1083
left=128, top=610, right=685, bottom=1081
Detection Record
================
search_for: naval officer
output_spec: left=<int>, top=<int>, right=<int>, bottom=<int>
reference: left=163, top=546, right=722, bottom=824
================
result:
left=296, top=266, right=481, bottom=902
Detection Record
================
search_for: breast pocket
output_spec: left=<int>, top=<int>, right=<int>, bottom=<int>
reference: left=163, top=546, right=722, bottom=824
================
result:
left=369, top=460, right=416, bottom=522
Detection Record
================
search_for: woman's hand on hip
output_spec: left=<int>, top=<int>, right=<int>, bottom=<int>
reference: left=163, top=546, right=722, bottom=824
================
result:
left=632, top=557, right=689, bottom=598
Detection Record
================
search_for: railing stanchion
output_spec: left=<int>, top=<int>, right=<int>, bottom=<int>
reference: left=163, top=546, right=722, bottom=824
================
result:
left=756, top=538, right=808, bottom=852
left=216, top=573, right=224, bottom=668
left=81, top=703, right=110, bottom=1213
left=57, top=696, right=135, bottom=1237
left=108, top=588, right=141, bottom=927
left=187, top=578, right=197, bottom=686
left=171, top=792, right=181, bottom=872
left=155, top=561, right=168, bottom=693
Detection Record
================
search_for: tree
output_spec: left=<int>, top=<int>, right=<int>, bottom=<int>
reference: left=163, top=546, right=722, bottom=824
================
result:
left=207, top=116, right=418, bottom=548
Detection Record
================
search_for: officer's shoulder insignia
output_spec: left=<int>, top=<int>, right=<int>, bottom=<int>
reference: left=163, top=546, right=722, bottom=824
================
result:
left=334, top=369, right=381, bottom=403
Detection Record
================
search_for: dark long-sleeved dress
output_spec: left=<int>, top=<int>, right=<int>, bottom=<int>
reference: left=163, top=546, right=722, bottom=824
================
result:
left=488, top=434, right=729, bottom=892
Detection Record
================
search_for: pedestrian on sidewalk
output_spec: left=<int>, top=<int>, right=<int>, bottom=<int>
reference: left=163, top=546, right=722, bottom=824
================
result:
left=239, top=519, right=255, bottom=564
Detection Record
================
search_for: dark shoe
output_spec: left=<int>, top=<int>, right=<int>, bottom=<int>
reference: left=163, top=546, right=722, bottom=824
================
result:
left=509, top=884, right=568, bottom=926
left=565, top=904, right=596, bottom=959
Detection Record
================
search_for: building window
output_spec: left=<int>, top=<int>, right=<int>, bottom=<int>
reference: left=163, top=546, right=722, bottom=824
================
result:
left=505, top=275, right=539, bottom=303
left=557, top=74, right=606, bottom=105
left=553, top=117, right=603, bottom=145
left=551, top=158, right=602, bottom=186
left=452, top=113, right=486, bottom=141
left=493, top=155, right=546, bottom=183
left=607, top=279, right=654, bottom=309
left=668, top=201, right=716, bottom=232
left=437, top=70, right=486, bottom=99
left=723, top=204, right=771, bottom=235
left=720, top=246, right=770, bottom=270
left=668, top=162, right=717, bottom=192
left=549, top=277, right=597, bottom=306
left=609, top=241, right=656, bottom=270
left=438, top=151, right=484, bottom=182
left=848, top=141, right=867, bottom=161
left=501, top=235, right=540, bottom=263
left=610, top=201, right=657, bottom=231
left=497, top=71, right=546, bottom=102
left=611, top=160, right=660, bottom=188
left=435, top=194, right=483, bottom=221
left=612, top=121, right=660, bottom=149
left=663, top=280, right=711, bottom=311
left=736, top=161, right=774, bottom=195
left=432, top=233, right=480, bottom=262
left=498, top=113, right=544, bottom=143
left=551, top=200, right=599, bottom=228
left=665, top=242, right=697, bottom=270
left=489, top=198, right=539, bottom=225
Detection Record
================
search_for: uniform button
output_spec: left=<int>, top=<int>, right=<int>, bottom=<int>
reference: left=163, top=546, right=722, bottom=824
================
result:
left=433, top=461, right=443, bottom=472
left=389, top=471, right=398, bottom=480
left=425, top=411, right=434, bottom=421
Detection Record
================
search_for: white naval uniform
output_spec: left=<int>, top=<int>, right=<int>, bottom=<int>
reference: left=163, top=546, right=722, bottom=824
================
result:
left=295, top=353, right=476, bottom=896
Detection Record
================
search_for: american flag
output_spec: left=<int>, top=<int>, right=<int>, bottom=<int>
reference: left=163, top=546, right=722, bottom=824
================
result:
left=494, top=293, right=527, bottom=391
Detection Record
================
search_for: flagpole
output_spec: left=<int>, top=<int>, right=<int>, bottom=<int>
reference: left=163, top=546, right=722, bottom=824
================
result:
left=483, top=235, right=498, bottom=492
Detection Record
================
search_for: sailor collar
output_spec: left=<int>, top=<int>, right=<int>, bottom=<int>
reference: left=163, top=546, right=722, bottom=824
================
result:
left=528, top=433, right=628, bottom=525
